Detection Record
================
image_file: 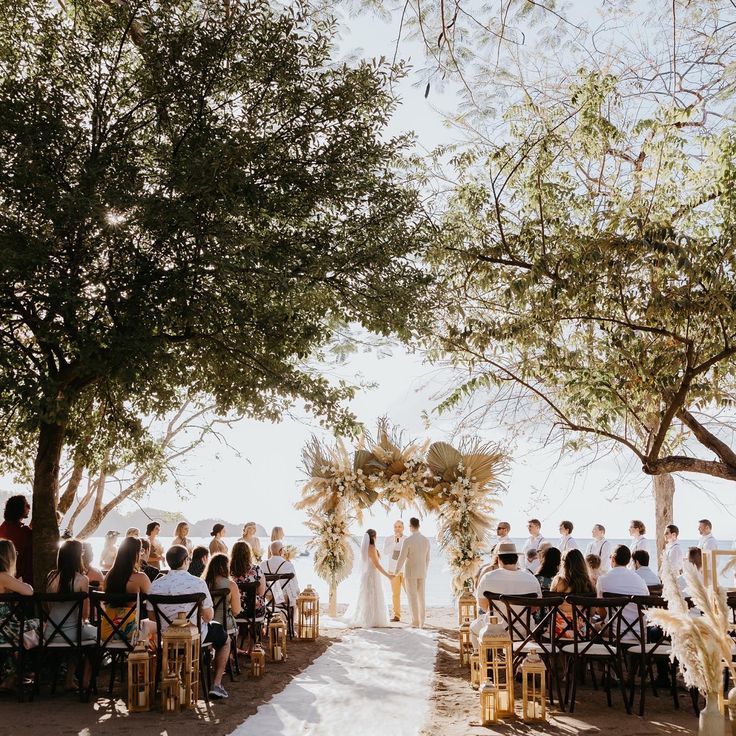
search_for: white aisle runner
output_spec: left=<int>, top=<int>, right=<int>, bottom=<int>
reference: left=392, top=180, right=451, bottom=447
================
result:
left=227, top=627, right=437, bottom=736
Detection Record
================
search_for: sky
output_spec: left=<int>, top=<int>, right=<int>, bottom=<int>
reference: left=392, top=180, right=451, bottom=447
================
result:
left=7, top=1, right=736, bottom=543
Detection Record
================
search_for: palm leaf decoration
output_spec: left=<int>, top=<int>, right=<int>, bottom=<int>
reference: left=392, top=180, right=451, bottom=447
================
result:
left=427, top=441, right=463, bottom=483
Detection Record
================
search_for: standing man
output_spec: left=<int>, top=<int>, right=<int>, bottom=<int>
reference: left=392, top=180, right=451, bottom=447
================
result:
left=395, top=517, right=430, bottom=628
left=663, top=524, right=684, bottom=575
left=586, top=524, right=612, bottom=572
left=383, top=519, right=406, bottom=622
left=697, top=519, right=718, bottom=551
left=558, top=520, right=578, bottom=554
left=0, top=495, right=33, bottom=585
left=522, top=519, right=545, bottom=568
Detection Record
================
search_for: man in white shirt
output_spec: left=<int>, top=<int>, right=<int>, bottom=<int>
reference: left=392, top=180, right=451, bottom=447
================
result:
left=663, top=524, right=684, bottom=575
left=383, top=520, right=406, bottom=622
left=148, top=545, right=231, bottom=699
left=631, top=550, right=661, bottom=586
left=522, top=518, right=545, bottom=569
left=470, top=542, right=541, bottom=650
left=558, top=520, right=578, bottom=555
left=597, top=545, right=649, bottom=641
left=586, top=524, right=612, bottom=572
left=697, top=519, right=718, bottom=551
left=262, top=540, right=300, bottom=609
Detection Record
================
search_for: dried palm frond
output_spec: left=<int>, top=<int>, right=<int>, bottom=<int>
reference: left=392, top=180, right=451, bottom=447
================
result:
left=427, top=441, right=462, bottom=483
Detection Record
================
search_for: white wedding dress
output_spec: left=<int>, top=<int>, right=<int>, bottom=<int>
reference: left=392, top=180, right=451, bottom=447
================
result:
left=346, top=533, right=390, bottom=628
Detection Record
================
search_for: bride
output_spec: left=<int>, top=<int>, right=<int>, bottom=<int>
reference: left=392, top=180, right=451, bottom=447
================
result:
left=347, top=529, right=393, bottom=628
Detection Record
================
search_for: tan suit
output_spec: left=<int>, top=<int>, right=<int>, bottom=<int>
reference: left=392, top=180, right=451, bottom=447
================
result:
left=395, top=531, right=431, bottom=627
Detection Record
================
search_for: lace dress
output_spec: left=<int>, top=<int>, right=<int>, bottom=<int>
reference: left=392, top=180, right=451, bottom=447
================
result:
left=347, top=546, right=389, bottom=628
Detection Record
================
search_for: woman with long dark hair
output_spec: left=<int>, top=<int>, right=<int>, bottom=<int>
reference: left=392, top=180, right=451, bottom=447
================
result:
left=536, top=546, right=562, bottom=592
left=551, top=549, right=596, bottom=638
left=204, top=553, right=241, bottom=635
left=231, top=541, right=265, bottom=655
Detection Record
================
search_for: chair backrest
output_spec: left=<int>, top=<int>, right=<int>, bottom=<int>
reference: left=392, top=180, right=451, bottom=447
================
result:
left=211, top=588, right=232, bottom=629
left=147, top=593, right=205, bottom=649
left=263, top=573, right=295, bottom=614
left=37, top=592, right=89, bottom=648
left=632, top=594, right=670, bottom=654
left=0, top=593, right=29, bottom=649
left=91, top=590, right=143, bottom=650
left=482, top=591, right=506, bottom=621
left=236, top=581, right=259, bottom=620
left=647, top=584, right=663, bottom=596
left=501, top=594, right=561, bottom=659
left=566, top=595, right=637, bottom=656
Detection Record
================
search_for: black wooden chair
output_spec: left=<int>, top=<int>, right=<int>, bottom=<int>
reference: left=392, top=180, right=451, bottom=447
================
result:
left=263, top=573, right=296, bottom=638
left=234, top=581, right=264, bottom=650
left=0, top=593, right=36, bottom=702
left=211, top=589, right=240, bottom=679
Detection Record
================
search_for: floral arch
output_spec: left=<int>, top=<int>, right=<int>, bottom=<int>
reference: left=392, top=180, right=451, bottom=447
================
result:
left=296, top=420, right=508, bottom=615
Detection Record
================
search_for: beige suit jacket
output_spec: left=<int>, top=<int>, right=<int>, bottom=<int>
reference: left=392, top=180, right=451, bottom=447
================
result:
left=396, top=531, right=430, bottom=580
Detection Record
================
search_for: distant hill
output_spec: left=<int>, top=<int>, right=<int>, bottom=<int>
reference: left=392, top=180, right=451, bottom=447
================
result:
left=0, top=489, right=266, bottom=538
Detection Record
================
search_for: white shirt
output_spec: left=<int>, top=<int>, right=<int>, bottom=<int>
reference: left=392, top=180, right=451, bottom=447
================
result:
left=663, top=540, right=684, bottom=575
left=383, top=535, right=406, bottom=575
left=597, top=566, right=649, bottom=641
left=262, top=555, right=299, bottom=605
left=629, top=536, right=648, bottom=553
left=558, top=535, right=578, bottom=554
left=476, top=568, right=542, bottom=607
left=698, top=533, right=718, bottom=551
left=586, top=538, right=612, bottom=571
left=522, top=534, right=545, bottom=569
left=148, top=569, right=213, bottom=637
left=634, top=566, right=661, bottom=586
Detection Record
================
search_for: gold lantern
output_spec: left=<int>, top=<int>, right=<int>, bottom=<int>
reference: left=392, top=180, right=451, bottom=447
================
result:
left=268, top=615, right=288, bottom=662
left=161, top=674, right=181, bottom=713
left=479, top=615, right=514, bottom=718
left=480, top=679, right=498, bottom=725
left=521, top=646, right=546, bottom=722
left=127, top=643, right=153, bottom=712
left=470, top=653, right=481, bottom=690
left=251, top=644, right=266, bottom=678
left=296, top=585, right=320, bottom=640
left=162, top=611, right=201, bottom=709
left=459, top=620, right=472, bottom=667
left=458, top=589, right=477, bottom=625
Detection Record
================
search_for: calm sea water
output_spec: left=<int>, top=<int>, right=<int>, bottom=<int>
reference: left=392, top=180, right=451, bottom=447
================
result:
left=87, top=535, right=701, bottom=608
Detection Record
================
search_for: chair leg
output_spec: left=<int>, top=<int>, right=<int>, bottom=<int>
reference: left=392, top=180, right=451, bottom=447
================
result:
left=107, top=652, right=116, bottom=696
left=670, top=661, right=679, bottom=710
left=613, top=658, right=631, bottom=715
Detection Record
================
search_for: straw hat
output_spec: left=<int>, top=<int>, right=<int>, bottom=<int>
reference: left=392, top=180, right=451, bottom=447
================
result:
left=496, top=541, right=518, bottom=555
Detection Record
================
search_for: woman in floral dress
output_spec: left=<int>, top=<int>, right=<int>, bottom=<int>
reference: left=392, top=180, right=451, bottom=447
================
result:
left=230, top=541, right=266, bottom=655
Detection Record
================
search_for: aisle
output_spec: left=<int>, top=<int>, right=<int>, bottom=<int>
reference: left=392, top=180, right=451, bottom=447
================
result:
left=227, top=627, right=437, bottom=736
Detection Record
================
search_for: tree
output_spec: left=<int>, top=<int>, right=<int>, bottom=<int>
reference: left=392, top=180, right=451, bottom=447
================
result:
left=0, top=0, right=432, bottom=583
left=421, top=1, right=736, bottom=552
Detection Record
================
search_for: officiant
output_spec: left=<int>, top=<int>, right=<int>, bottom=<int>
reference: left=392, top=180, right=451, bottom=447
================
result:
left=383, top=520, right=406, bottom=622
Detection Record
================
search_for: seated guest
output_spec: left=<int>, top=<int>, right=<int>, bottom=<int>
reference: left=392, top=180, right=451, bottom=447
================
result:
left=172, top=521, right=193, bottom=555
left=230, top=540, right=266, bottom=655
left=82, top=542, right=104, bottom=586
left=525, top=549, right=539, bottom=574
left=0, top=539, right=37, bottom=688
left=585, top=554, right=602, bottom=585
left=535, top=546, right=561, bottom=592
left=209, top=524, right=228, bottom=555
left=597, top=544, right=648, bottom=641
left=632, top=550, right=661, bottom=586
left=262, top=540, right=300, bottom=608
left=470, top=542, right=541, bottom=650
left=100, top=531, right=119, bottom=571
left=551, top=549, right=596, bottom=638
left=102, top=537, right=151, bottom=641
left=204, top=553, right=241, bottom=633
left=139, top=539, right=162, bottom=582
left=0, top=494, right=33, bottom=585
left=46, top=540, right=95, bottom=690
left=188, top=546, right=209, bottom=578
left=148, top=545, right=230, bottom=699
left=677, top=547, right=703, bottom=594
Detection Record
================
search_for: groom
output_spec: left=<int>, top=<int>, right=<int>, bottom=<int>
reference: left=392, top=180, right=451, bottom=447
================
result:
left=395, top=517, right=430, bottom=628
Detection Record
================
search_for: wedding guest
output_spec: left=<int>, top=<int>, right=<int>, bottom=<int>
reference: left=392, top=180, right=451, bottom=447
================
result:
left=586, top=524, right=612, bottom=572
left=139, top=539, right=162, bottom=582
left=0, top=540, right=36, bottom=688
left=126, top=527, right=140, bottom=538
left=231, top=541, right=266, bottom=655
left=82, top=542, right=104, bottom=586
left=382, top=520, right=406, bottom=622
left=188, top=546, right=209, bottom=578
left=585, top=554, right=602, bottom=585
left=146, top=521, right=164, bottom=569
left=271, top=526, right=285, bottom=543
left=209, top=524, right=228, bottom=555
left=0, top=495, right=33, bottom=585
left=46, top=540, right=95, bottom=690
left=172, top=521, right=193, bottom=555
left=241, top=522, right=263, bottom=562
left=521, top=519, right=545, bottom=569
left=535, top=546, right=561, bottom=592
left=677, top=547, right=703, bottom=594
left=525, top=548, right=540, bottom=574
left=663, top=524, right=684, bottom=575
left=102, top=537, right=151, bottom=641
left=551, top=549, right=596, bottom=638
left=697, top=519, right=718, bottom=551
left=558, top=520, right=578, bottom=554
left=470, top=542, right=541, bottom=650
left=262, top=540, right=300, bottom=611
left=148, top=545, right=231, bottom=700
left=632, top=550, right=661, bottom=586
left=204, top=553, right=241, bottom=634
left=100, top=531, right=119, bottom=570
left=597, top=545, right=648, bottom=641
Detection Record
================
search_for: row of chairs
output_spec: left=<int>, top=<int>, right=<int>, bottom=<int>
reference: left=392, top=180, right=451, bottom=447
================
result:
left=484, top=590, right=683, bottom=717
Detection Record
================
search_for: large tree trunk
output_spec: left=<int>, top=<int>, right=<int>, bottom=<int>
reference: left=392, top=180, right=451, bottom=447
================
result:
left=32, top=421, right=66, bottom=589
left=653, top=472, right=675, bottom=568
